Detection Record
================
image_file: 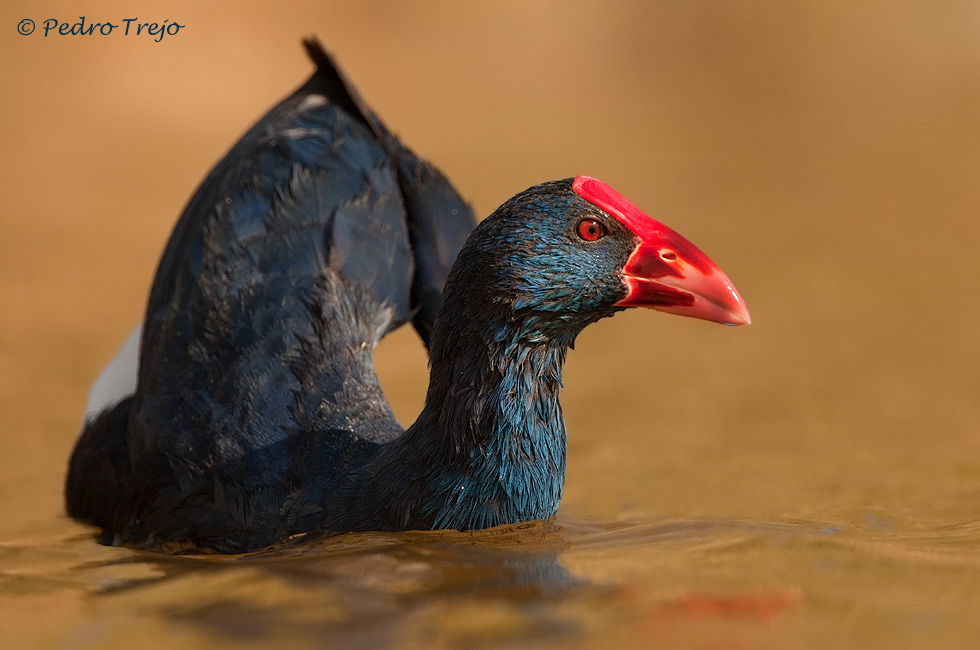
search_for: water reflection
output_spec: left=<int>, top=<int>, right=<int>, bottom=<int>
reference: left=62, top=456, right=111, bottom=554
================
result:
left=77, top=521, right=586, bottom=648
left=7, top=514, right=980, bottom=648
left=61, top=517, right=779, bottom=647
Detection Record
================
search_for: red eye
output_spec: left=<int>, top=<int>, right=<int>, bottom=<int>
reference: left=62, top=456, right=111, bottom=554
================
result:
left=577, top=219, right=605, bottom=242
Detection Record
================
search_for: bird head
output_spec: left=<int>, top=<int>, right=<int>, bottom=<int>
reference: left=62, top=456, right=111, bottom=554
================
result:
left=439, top=177, right=749, bottom=350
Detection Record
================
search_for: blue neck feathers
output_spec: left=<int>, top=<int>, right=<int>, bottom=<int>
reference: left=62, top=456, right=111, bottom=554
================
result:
left=412, top=326, right=569, bottom=529
left=357, top=298, right=577, bottom=532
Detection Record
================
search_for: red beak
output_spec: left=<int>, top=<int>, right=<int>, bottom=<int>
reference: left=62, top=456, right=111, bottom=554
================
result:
left=573, top=176, right=750, bottom=326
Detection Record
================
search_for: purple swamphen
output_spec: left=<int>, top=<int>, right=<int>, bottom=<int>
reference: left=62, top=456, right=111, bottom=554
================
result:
left=66, top=39, right=750, bottom=553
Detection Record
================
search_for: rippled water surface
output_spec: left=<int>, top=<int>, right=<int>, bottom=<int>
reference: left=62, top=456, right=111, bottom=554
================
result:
left=3, top=1, right=980, bottom=648
left=5, top=516, right=980, bottom=648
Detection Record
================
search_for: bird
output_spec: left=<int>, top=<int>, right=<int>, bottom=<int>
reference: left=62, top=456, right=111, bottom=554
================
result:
left=65, top=39, right=750, bottom=554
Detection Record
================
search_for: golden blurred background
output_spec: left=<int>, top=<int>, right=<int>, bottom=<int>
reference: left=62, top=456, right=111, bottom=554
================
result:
left=2, top=1, right=979, bottom=647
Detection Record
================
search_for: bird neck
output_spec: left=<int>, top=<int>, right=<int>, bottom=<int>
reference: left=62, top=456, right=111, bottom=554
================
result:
left=395, top=305, right=574, bottom=530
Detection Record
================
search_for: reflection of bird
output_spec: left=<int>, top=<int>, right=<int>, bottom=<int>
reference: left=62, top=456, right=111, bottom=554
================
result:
left=66, top=39, right=750, bottom=553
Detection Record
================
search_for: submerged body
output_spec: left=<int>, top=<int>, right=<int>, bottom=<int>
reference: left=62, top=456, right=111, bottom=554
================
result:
left=67, top=41, right=749, bottom=553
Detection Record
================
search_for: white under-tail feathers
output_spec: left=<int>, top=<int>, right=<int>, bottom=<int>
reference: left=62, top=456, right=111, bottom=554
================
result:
left=85, top=324, right=142, bottom=420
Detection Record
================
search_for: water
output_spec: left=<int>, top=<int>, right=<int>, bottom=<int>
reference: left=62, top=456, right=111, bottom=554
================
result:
left=3, top=1, right=980, bottom=648
left=5, top=515, right=980, bottom=648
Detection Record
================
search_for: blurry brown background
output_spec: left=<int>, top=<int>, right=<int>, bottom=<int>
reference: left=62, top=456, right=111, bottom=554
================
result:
left=1, top=2, right=979, bottom=643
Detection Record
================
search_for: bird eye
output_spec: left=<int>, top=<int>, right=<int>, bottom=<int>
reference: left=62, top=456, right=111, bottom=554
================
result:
left=659, top=249, right=678, bottom=262
left=577, top=219, right=605, bottom=242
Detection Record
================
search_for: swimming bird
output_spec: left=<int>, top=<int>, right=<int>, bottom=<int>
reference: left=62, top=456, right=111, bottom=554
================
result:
left=66, top=39, right=750, bottom=553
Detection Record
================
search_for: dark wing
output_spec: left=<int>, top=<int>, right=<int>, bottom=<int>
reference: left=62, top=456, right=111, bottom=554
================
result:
left=68, top=42, right=474, bottom=552
left=302, top=38, right=476, bottom=343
